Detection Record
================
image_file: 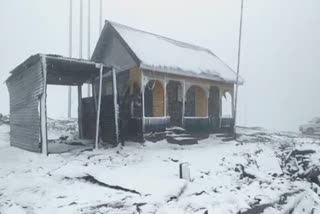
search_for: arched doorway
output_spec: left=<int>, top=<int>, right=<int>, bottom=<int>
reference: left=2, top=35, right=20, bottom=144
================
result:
left=185, top=85, right=207, bottom=117
left=208, top=86, right=220, bottom=117
left=222, top=91, right=233, bottom=118
left=208, top=86, right=220, bottom=130
left=166, top=81, right=183, bottom=126
left=144, top=80, right=165, bottom=117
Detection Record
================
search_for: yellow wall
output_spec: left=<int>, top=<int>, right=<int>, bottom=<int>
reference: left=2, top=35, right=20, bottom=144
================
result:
left=195, top=86, right=207, bottom=117
left=152, top=81, right=164, bottom=117
left=129, top=68, right=141, bottom=93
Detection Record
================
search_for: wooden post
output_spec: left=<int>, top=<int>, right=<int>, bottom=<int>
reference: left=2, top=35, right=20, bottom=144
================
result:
left=112, top=68, right=119, bottom=143
left=231, top=89, right=236, bottom=130
left=40, top=55, right=48, bottom=156
left=78, top=85, right=83, bottom=139
left=181, top=80, right=186, bottom=127
left=95, top=65, right=103, bottom=149
left=219, top=90, right=223, bottom=128
left=163, top=79, right=167, bottom=117
left=141, top=70, right=145, bottom=134
left=92, top=79, right=97, bottom=111
left=206, top=89, right=209, bottom=117
left=163, top=79, right=167, bottom=129
left=231, top=89, right=235, bottom=119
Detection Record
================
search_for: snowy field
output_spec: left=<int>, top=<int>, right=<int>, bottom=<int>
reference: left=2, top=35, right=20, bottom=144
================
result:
left=0, top=122, right=320, bottom=214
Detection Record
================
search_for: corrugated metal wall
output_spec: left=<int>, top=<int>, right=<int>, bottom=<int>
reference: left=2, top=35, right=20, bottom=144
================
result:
left=6, top=58, right=44, bottom=152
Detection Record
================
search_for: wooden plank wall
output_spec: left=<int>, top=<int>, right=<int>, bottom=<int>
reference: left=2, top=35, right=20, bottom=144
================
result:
left=195, top=87, right=207, bottom=117
left=152, top=81, right=164, bottom=117
left=6, top=58, right=44, bottom=152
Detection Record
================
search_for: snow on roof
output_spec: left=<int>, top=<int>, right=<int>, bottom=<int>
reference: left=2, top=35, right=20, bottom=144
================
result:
left=110, top=21, right=243, bottom=84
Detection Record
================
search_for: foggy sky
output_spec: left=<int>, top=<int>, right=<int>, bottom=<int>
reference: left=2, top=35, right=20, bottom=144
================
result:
left=1, top=0, right=319, bottom=132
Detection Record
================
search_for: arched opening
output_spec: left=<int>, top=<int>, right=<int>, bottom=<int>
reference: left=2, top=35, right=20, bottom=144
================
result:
left=185, top=85, right=207, bottom=117
left=144, top=80, right=165, bottom=117
left=208, top=86, right=220, bottom=118
left=131, top=82, right=142, bottom=118
left=118, top=81, right=142, bottom=140
left=166, top=81, right=183, bottom=126
left=222, top=91, right=233, bottom=118
left=208, top=86, right=220, bottom=130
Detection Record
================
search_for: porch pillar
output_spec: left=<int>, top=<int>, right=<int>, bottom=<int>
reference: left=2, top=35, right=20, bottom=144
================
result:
left=231, top=88, right=235, bottom=128
left=219, top=90, right=223, bottom=128
left=40, top=55, right=48, bottom=156
left=163, top=78, right=167, bottom=117
left=94, top=64, right=103, bottom=150
left=181, top=80, right=186, bottom=127
left=141, top=69, right=145, bottom=133
left=78, top=85, right=83, bottom=139
left=112, top=68, right=119, bottom=143
left=205, top=88, right=210, bottom=118
left=91, top=79, right=97, bottom=112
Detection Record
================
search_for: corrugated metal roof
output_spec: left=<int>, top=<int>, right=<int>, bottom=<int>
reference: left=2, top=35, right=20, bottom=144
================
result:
left=6, top=54, right=113, bottom=85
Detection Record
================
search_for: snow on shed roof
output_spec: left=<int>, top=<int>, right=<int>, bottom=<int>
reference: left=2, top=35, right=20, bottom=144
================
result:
left=109, top=21, right=243, bottom=84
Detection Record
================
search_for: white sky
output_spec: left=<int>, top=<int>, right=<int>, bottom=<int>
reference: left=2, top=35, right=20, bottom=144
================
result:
left=1, top=0, right=320, bottom=132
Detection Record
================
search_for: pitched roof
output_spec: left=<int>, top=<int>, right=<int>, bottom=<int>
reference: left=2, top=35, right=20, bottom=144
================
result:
left=108, top=21, right=243, bottom=84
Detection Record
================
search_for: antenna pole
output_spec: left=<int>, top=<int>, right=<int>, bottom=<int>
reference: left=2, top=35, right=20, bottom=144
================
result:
left=68, top=0, right=73, bottom=119
left=79, top=0, right=83, bottom=59
left=234, top=0, right=244, bottom=138
left=87, top=0, right=91, bottom=96
left=99, top=0, right=103, bottom=33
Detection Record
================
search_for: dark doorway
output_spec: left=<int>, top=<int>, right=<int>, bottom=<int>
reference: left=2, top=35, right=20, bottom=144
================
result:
left=208, top=86, right=220, bottom=118
left=167, top=81, right=183, bottom=127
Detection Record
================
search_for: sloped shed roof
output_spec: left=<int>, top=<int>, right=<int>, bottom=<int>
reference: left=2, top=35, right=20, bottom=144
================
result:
left=102, top=21, right=242, bottom=84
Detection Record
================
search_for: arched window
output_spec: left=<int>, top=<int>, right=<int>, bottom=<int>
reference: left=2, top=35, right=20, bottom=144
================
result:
left=144, top=80, right=164, bottom=117
left=185, top=85, right=207, bottom=117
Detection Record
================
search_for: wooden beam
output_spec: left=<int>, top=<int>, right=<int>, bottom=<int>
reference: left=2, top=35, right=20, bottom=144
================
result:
left=112, top=68, right=119, bottom=143
left=95, top=65, right=103, bottom=149
left=40, top=55, right=48, bottom=156
left=78, top=85, right=83, bottom=139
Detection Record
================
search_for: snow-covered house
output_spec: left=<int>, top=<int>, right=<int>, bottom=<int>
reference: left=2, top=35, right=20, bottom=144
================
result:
left=91, top=21, right=242, bottom=139
left=6, top=20, right=242, bottom=154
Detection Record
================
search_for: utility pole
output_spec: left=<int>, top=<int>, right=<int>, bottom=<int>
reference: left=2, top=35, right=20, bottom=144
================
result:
left=234, top=0, right=244, bottom=138
left=68, top=0, right=73, bottom=119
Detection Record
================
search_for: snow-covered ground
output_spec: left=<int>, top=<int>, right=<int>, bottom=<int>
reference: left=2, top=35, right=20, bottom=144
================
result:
left=0, top=122, right=320, bottom=214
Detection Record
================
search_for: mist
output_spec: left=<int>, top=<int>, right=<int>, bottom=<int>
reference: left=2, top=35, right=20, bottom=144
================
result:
left=1, top=0, right=319, bottom=132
